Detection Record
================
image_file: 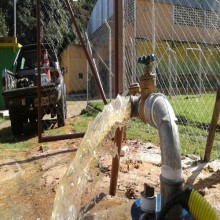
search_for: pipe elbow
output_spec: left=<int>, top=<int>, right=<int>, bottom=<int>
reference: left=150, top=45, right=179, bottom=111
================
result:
left=138, top=93, right=182, bottom=180
left=138, top=93, right=177, bottom=129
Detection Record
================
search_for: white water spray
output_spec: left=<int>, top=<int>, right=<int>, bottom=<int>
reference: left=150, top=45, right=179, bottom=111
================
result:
left=51, top=95, right=131, bottom=220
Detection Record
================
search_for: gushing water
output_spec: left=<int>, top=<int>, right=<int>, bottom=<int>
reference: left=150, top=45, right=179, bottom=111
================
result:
left=51, top=95, right=131, bottom=220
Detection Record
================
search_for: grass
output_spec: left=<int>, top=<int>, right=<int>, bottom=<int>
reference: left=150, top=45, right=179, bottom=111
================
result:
left=168, top=94, right=217, bottom=124
left=0, top=93, right=219, bottom=160
left=0, top=116, right=4, bottom=124
left=71, top=113, right=96, bottom=133
left=0, top=123, right=31, bottom=153
left=86, top=94, right=220, bottom=160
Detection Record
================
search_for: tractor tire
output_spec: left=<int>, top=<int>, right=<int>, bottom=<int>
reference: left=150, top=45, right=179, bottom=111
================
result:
left=9, top=110, right=24, bottom=137
left=57, top=90, right=66, bottom=127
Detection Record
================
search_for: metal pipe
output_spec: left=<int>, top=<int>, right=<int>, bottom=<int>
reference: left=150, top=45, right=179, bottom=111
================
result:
left=36, top=0, right=42, bottom=142
left=109, top=128, right=124, bottom=196
left=109, top=0, right=120, bottom=196
left=14, top=0, right=16, bottom=38
left=131, top=93, right=183, bottom=217
left=114, top=0, right=119, bottom=97
left=109, top=0, right=124, bottom=196
left=104, top=19, right=112, bottom=101
left=39, top=132, right=84, bottom=143
left=64, top=0, right=107, bottom=105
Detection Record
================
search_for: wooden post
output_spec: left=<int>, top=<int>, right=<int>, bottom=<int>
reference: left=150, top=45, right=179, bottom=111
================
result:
left=204, top=88, right=220, bottom=162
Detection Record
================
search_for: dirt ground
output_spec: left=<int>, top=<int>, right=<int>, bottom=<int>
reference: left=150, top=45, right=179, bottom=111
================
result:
left=0, top=102, right=220, bottom=219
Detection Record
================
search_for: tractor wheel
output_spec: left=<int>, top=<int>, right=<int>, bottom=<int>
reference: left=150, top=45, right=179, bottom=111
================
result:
left=9, top=110, right=24, bottom=137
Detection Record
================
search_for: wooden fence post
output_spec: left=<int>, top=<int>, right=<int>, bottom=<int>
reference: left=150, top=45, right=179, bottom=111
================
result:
left=204, top=88, right=220, bottom=162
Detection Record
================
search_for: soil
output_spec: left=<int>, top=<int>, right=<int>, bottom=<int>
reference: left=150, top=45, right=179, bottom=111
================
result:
left=0, top=102, right=220, bottom=219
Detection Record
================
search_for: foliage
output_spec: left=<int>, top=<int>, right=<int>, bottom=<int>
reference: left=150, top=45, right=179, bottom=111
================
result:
left=16, top=1, right=37, bottom=45
left=0, top=0, right=96, bottom=52
left=88, top=102, right=104, bottom=112
left=0, top=9, right=8, bottom=36
left=71, top=0, right=96, bottom=41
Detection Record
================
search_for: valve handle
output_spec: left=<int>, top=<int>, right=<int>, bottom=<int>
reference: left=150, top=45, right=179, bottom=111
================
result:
left=138, top=54, right=156, bottom=65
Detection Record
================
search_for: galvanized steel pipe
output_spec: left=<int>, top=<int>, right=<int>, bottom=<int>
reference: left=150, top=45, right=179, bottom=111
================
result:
left=131, top=93, right=184, bottom=217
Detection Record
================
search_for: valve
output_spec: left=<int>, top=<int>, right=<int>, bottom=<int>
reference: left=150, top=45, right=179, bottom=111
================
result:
left=138, top=54, right=156, bottom=66
left=137, top=54, right=157, bottom=122
left=138, top=54, right=157, bottom=75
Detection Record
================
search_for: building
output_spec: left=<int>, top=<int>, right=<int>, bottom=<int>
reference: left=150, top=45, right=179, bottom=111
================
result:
left=59, top=44, right=87, bottom=95
left=87, top=0, right=220, bottom=95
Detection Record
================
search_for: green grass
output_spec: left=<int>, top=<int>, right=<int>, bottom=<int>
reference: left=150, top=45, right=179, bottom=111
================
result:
left=1, top=93, right=218, bottom=160
left=168, top=94, right=216, bottom=124
left=86, top=95, right=220, bottom=160
left=0, top=124, right=31, bottom=153
left=88, top=102, right=104, bottom=112
left=70, top=113, right=96, bottom=133
left=0, top=116, right=4, bottom=123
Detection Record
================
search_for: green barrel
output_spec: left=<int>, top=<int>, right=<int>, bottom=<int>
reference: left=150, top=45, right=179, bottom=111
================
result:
left=0, top=37, right=22, bottom=110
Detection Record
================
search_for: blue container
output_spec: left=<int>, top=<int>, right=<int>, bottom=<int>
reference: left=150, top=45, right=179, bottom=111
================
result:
left=131, top=194, right=194, bottom=220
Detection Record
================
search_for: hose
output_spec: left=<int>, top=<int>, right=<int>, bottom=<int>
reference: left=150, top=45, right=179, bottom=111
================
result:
left=157, top=187, right=220, bottom=220
left=188, top=189, right=219, bottom=220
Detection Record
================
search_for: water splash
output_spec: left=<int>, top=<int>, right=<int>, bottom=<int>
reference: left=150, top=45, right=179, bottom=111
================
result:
left=51, top=95, right=131, bottom=220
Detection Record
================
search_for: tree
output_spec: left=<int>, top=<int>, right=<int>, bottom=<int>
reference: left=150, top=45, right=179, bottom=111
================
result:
left=0, top=9, right=8, bottom=37
left=16, top=0, right=37, bottom=45
left=0, top=0, right=96, bottom=52
left=71, top=0, right=97, bottom=32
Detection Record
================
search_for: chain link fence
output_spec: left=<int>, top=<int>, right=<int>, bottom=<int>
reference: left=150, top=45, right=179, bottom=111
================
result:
left=87, top=0, right=220, bottom=158
left=35, top=0, right=220, bottom=156
left=37, top=0, right=92, bottom=140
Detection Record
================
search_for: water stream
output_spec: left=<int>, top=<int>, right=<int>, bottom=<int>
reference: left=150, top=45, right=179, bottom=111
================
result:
left=51, top=95, right=131, bottom=219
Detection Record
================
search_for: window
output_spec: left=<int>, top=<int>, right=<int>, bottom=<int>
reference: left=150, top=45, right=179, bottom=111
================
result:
left=124, top=0, right=134, bottom=26
left=78, top=73, right=83, bottom=79
left=174, top=5, right=220, bottom=29
left=174, top=5, right=204, bottom=27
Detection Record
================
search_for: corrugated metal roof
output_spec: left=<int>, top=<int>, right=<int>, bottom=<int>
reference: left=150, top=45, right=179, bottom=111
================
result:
left=156, top=0, right=220, bottom=12
left=87, top=0, right=220, bottom=36
left=87, top=0, right=113, bottom=36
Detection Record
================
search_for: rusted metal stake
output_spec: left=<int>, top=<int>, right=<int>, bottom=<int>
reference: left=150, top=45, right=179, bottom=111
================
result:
left=109, top=128, right=124, bottom=195
left=204, top=88, right=220, bottom=162
left=109, top=0, right=124, bottom=196
left=36, top=0, right=43, bottom=142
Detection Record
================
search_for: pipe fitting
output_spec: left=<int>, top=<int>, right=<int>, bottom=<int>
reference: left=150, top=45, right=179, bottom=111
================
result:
left=160, top=175, right=184, bottom=218
left=138, top=75, right=157, bottom=122
left=140, top=183, right=156, bottom=213
left=128, top=83, right=140, bottom=96
left=131, top=54, right=183, bottom=218
left=138, top=93, right=182, bottom=180
left=130, top=95, right=140, bottom=118
left=131, top=93, right=183, bottom=217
